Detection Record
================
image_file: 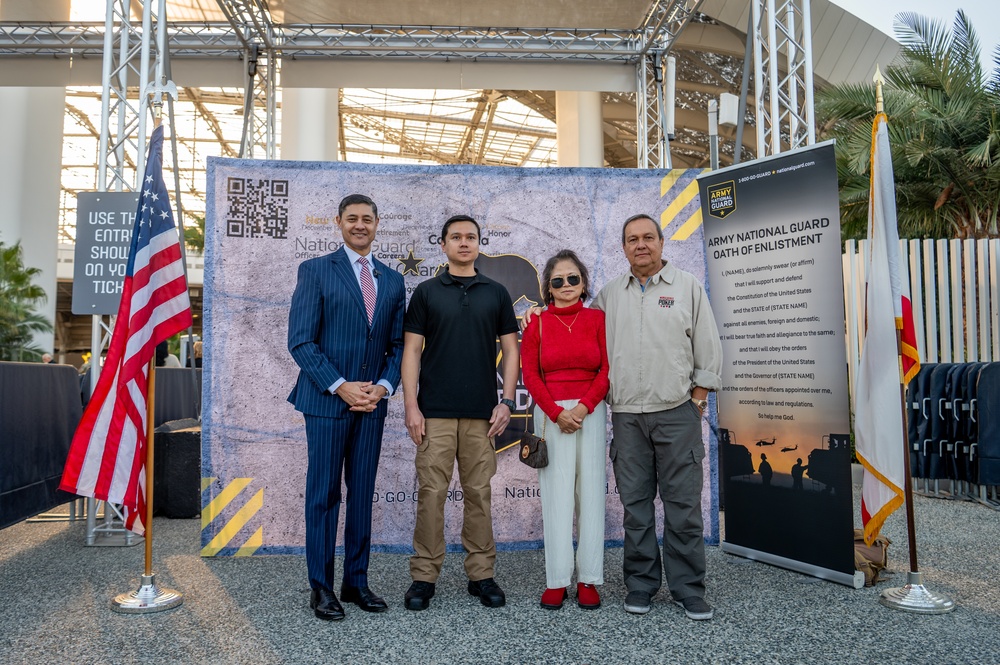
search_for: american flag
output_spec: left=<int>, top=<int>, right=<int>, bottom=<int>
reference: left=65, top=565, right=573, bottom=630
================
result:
left=60, top=124, right=192, bottom=535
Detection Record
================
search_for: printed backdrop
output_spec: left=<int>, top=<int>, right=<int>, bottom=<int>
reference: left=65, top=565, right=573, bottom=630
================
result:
left=202, top=160, right=717, bottom=556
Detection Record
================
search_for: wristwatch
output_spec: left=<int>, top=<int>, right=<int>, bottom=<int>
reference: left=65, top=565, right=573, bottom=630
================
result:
left=499, top=398, right=516, bottom=411
left=692, top=398, right=708, bottom=413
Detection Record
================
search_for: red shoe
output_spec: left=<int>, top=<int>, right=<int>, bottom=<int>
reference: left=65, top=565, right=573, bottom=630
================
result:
left=540, top=587, right=568, bottom=610
left=577, top=583, right=601, bottom=610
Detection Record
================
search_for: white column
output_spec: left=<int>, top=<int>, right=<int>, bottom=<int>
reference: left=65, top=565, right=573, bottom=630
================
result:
left=280, top=88, right=340, bottom=161
left=0, top=0, right=69, bottom=356
left=555, top=91, right=604, bottom=167
left=0, top=87, right=65, bottom=355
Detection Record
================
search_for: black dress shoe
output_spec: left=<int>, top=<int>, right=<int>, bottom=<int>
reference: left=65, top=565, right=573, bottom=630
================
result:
left=404, top=581, right=436, bottom=611
left=340, top=584, right=389, bottom=613
left=310, top=588, right=345, bottom=621
left=467, top=577, right=506, bottom=608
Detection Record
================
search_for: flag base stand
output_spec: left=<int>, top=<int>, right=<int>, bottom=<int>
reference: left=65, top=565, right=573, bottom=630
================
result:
left=89, top=533, right=143, bottom=547
left=111, top=573, right=183, bottom=614
left=879, top=571, right=956, bottom=614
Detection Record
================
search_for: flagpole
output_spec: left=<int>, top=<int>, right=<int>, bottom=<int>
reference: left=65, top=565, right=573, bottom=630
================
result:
left=873, top=68, right=919, bottom=576
left=871, top=67, right=954, bottom=613
left=897, top=351, right=919, bottom=575
left=144, top=357, right=156, bottom=577
left=111, top=105, right=183, bottom=614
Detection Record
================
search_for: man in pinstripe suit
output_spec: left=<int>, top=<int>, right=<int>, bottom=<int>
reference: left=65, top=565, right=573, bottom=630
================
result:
left=288, top=194, right=405, bottom=621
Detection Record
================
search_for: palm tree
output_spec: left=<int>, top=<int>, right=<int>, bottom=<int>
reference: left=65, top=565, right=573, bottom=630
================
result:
left=0, top=241, right=53, bottom=361
left=816, top=10, right=1000, bottom=240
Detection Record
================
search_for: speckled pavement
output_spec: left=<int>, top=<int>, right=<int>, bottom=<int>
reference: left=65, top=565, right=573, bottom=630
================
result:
left=1, top=489, right=998, bottom=664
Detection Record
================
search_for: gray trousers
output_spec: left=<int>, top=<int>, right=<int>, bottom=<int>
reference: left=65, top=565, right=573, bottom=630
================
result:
left=611, top=402, right=706, bottom=600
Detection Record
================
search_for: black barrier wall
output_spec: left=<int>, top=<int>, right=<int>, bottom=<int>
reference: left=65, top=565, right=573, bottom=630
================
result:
left=0, top=363, right=82, bottom=528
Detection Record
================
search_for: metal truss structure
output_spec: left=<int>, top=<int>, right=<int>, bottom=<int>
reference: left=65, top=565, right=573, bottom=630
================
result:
left=215, top=0, right=276, bottom=158
left=751, top=0, right=816, bottom=156
left=0, top=0, right=822, bottom=255
left=634, top=0, right=703, bottom=168
left=71, top=0, right=197, bottom=546
left=277, top=25, right=641, bottom=60
left=0, top=0, right=818, bottom=163
left=0, top=22, right=638, bottom=61
left=89, top=0, right=165, bottom=407
left=96, top=1, right=157, bottom=193
left=77, top=0, right=165, bottom=546
left=0, top=0, right=736, bottom=168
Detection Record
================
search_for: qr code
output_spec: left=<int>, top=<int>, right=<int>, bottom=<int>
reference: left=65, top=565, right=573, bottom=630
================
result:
left=226, top=177, right=289, bottom=239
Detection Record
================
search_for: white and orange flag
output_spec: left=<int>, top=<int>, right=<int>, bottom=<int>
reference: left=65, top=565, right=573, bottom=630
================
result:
left=855, top=112, right=921, bottom=545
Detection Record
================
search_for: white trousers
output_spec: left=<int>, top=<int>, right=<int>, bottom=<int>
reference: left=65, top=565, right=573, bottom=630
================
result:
left=535, top=399, right=607, bottom=588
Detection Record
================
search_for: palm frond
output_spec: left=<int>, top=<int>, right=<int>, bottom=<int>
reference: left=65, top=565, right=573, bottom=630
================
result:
left=949, top=10, right=984, bottom=84
left=817, top=11, right=1000, bottom=240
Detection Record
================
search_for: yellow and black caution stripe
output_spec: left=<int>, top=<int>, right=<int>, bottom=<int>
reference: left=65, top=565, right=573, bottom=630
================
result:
left=660, top=171, right=707, bottom=241
left=200, top=477, right=263, bottom=557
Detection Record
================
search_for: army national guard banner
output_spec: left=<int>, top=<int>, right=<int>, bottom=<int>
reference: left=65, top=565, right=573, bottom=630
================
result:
left=202, top=160, right=719, bottom=557
left=698, top=142, right=860, bottom=586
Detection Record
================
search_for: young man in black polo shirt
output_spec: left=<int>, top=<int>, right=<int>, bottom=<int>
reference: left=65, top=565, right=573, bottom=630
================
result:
left=401, top=214, right=520, bottom=611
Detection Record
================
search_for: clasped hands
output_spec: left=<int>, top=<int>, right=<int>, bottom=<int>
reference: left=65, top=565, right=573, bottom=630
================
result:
left=336, top=381, right=387, bottom=412
left=555, top=403, right=589, bottom=434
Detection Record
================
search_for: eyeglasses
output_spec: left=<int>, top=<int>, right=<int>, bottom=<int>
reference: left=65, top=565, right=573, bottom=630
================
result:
left=550, top=275, right=582, bottom=289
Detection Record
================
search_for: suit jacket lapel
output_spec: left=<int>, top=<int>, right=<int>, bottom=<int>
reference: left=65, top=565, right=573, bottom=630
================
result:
left=369, top=257, right=390, bottom=324
left=330, top=248, right=366, bottom=318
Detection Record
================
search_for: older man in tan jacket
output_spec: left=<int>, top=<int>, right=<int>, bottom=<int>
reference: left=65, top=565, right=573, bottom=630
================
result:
left=591, top=214, right=722, bottom=621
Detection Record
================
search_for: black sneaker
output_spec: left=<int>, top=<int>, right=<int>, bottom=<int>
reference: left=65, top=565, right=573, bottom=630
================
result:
left=467, top=577, right=506, bottom=608
left=674, top=596, right=714, bottom=620
left=623, top=590, right=652, bottom=615
left=404, top=581, right=435, bottom=611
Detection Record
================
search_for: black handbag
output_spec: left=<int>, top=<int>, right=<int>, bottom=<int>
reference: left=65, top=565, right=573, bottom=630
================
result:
left=519, top=317, right=549, bottom=469
left=519, top=423, right=548, bottom=469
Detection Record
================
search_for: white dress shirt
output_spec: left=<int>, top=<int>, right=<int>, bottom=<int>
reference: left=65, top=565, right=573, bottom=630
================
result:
left=328, top=246, right=395, bottom=398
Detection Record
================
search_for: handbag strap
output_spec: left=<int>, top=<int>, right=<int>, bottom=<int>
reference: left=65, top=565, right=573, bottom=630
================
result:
left=525, top=316, right=546, bottom=438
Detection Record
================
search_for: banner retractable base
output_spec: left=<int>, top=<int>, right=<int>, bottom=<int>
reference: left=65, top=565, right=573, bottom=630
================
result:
left=722, top=542, right=864, bottom=589
left=879, top=571, right=956, bottom=614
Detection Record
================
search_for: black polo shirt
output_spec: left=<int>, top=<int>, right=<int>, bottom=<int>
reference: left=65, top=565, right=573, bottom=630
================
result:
left=404, top=268, right=519, bottom=419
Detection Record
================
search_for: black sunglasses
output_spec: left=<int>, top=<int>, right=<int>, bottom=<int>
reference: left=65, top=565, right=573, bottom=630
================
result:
left=550, top=275, right=582, bottom=288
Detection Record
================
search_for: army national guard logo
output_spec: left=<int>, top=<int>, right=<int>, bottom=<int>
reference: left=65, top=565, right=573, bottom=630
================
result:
left=707, top=179, right=736, bottom=219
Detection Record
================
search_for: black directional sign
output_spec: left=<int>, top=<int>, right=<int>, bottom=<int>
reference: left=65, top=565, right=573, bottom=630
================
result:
left=72, top=192, right=140, bottom=315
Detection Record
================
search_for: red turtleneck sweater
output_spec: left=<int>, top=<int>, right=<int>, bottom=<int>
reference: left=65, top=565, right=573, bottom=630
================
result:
left=521, top=300, right=610, bottom=423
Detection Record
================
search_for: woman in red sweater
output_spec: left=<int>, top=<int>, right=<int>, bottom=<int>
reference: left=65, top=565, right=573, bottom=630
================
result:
left=521, top=249, right=610, bottom=610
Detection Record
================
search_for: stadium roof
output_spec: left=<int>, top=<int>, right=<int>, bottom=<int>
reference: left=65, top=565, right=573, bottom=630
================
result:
left=1, top=0, right=899, bottom=351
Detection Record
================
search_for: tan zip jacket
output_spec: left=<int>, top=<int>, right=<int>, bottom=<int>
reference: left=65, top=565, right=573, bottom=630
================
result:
left=592, top=261, right=722, bottom=413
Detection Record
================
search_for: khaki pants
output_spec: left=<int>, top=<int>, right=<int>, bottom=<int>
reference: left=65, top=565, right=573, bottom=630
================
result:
left=410, top=418, right=497, bottom=582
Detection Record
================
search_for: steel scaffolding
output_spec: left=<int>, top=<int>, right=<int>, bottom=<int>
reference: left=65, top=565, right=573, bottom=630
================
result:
left=751, top=0, right=816, bottom=156
left=215, top=0, right=276, bottom=158
left=82, top=0, right=166, bottom=547
left=0, top=1, right=820, bottom=165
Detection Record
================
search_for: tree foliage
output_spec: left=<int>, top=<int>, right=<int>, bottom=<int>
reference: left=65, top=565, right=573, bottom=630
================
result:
left=0, top=241, right=53, bottom=362
left=184, top=214, right=205, bottom=253
left=816, top=11, right=1000, bottom=240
